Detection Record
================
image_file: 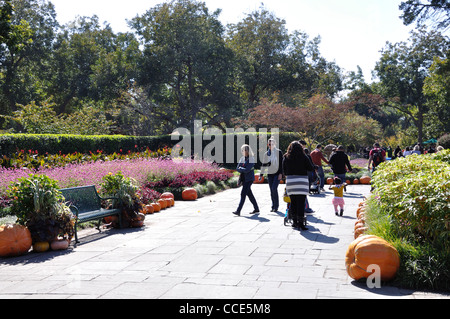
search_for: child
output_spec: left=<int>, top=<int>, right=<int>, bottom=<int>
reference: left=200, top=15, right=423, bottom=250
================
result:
left=329, top=176, right=347, bottom=216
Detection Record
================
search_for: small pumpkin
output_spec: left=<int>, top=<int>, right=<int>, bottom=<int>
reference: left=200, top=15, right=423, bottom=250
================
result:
left=254, top=174, right=264, bottom=184
left=151, top=202, right=161, bottom=212
left=51, top=239, right=69, bottom=251
left=33, top=241, right=50, bottom=253
left=158, top=199, right=168, bottom=209
left=144, top=204, right=154, bottom=214
left=182, top=188, right=198, bottom=201
left=354, top=225, right=368, bottom=239
left=0, top=224, right=32, bottom=257
left=353, top=178, right=360, bottom=185
left=160, top=192, right=175, bottom=200
left=345, top=235, right=400, bottom=282
left=346, top=179, right=351, bottom=185
left=359, top=176, right=371, bottom=184
left=326, top=177, right=334, bottom=185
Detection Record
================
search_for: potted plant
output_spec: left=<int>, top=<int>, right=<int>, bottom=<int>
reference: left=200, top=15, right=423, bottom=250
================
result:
left=8, top=174, right=75, bottom=252
left=100, top=172, right=145, bottom=228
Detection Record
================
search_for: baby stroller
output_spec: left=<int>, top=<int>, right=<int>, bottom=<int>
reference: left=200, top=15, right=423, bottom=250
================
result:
left=309, top=170, right=321, bottom=195
left=283, top=188, right=308, bottom=228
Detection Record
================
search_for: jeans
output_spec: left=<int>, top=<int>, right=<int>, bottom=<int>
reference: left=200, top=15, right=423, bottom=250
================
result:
left=267, top=174, right=280, bottom=211
left=317, top=166, right=325, bottom=188
left=334, top=173, right=346, bottom=184
left=236, top=181, right=259, bottom=213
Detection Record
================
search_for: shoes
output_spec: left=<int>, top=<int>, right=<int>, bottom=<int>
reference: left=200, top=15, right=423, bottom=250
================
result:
left=250, top=209, right=260, bottom=215
left=232, top=211, right=240, bottom=216
left=335, top=211, right=339, bottom=216
left=340, top=209, right=344, bottom=216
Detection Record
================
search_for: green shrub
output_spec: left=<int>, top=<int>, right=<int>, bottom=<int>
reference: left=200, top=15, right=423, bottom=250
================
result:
left=369, top=154, right=450, bottom=291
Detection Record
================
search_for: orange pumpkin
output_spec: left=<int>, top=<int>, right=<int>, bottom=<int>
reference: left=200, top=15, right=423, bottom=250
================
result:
left=254, top=174, right=264, bottom=184
left=158, top=199, right=168, bottom=209
left=160, top=192, right=175, bottom=200
left=359, top=176, right=371, bottom=184
left=346, top=180, right=351, bottom=185
left=151, top=202, right=161, bottom=212
left=356, top=206, right=366, bottom=218
left=354, top=225, right=368, bottom=239
left=144, top=204, right=154, bottom=214
left=0, top=224, right=32, bottom=257
left=182, top=188, right=198, bottom=201
left=326, top=177, right=334, bottom=185
left=345, top=235, right=400, bottom=281
left=169, top=198, right=175, bottom=207
left=33, top=241, right=50, bottom=253
left=353, top=178, right=360, bottom=185
left=104, top=215, right=119, bottom=224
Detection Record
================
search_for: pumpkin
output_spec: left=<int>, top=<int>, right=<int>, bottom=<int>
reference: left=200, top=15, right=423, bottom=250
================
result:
left=354, top=225, right=368, bottom=239
left=254, top=174, right=264, bottom=184
left=158, top=199, right=168, bottom=209
left=356, top=206, right=366, bottom=218
left=0, top=224, right=32, bottom=257
left=182, top=188, right=198, bottom=201
left=164, top=198, right=172, bottom=208
left=326, top=177, right=334, bottom=185
left=144, top=204, right=154, bottom=214
left=359, top=201, right=367, bottom=207
left=51, top=239, right=69, bottom=251
left=151, top=202, right=161, bottom=212
left=33, top=241, right=50, bottom=253
left=169, top=198, right=175, bottom=207
left=104, top=215, right=118, bottom=224
left=160, top=192, right=174, bottom=200
left=345, top=235, right=400, bottom=281
left=131, top=220, right=144, bottom=228
left=359, top=176, right=371, bottom=184
left=353, top=178, right=360, bottom=185
left=346, top=180, right=351, bottom=185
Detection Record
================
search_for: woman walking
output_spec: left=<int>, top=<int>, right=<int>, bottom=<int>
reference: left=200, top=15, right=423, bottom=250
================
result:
left=232, top=144, right=260, bottom=216
left=282, top=141, right=315, bottom=230
left=259, top=137, right=284, bottom=212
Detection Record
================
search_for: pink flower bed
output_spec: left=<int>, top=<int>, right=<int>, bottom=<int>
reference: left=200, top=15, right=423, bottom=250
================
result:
left=0, top=158, right=232, bottom=198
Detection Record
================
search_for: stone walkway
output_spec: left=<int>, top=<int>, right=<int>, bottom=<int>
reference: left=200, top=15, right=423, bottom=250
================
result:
left=0, top=184, right=448, bottom=299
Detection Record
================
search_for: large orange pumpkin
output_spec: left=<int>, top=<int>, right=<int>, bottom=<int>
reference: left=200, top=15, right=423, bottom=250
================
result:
left=359, top=176, right=371, bottom=184
left=0, top=224, right=32, bottom=257
left=182, top=188, right=198, bottom=201
left=345, top=235, right=400, bottom=281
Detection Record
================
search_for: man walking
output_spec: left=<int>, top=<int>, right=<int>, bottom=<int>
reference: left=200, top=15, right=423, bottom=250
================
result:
left=329, top=145, right=352, bottom=183
left=310, top=144, right=329, bottom=191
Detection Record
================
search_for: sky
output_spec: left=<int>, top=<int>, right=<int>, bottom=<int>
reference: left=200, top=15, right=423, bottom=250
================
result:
left=49, top=0, right=417, bottom=82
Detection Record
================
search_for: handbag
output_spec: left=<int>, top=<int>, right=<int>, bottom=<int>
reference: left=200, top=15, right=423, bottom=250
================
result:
left=237, top=173, right=244, bottom=187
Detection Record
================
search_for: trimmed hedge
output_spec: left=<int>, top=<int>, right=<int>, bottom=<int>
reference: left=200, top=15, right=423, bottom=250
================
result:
left=0, top=132, right=304, bottom=168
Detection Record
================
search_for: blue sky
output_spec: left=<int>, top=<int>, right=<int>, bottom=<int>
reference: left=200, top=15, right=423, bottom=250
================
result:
left=50, top=0, right=417, bottom=82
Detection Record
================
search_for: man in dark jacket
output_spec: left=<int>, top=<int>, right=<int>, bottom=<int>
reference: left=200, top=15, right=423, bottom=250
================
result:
left=329, top=145, right=352, bottom=183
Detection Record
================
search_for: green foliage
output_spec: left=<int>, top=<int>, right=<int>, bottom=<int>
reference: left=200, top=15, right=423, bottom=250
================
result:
left=369, top=154, right=450, bottom=290
left=7, top=174, right=75, bottom=242
left=100, top=171, right=139, bottom=209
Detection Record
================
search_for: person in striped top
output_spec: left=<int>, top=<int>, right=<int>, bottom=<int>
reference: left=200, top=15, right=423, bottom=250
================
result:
left=282, top=141, right=315, bottom=230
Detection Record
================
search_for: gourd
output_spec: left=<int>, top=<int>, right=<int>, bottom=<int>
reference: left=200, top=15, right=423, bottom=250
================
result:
left=182, top=188, right=198, bottom=201
left=51, top=239, right=69, bottom=251
left=0, top=224, right=32, bottom=257
left=345, top=235, right=400, bottom=281
left=33, top=241, right=50, bottom=253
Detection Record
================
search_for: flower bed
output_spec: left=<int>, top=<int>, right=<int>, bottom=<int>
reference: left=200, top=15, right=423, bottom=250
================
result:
left=0, top=158, right=234, bottom=205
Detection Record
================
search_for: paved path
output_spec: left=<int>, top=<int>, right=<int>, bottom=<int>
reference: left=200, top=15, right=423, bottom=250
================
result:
left=0, top=184, right=448, bottom=299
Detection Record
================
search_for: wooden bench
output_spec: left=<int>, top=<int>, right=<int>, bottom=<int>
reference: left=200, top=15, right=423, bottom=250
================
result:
left=59, top=185, right=122, bottom=245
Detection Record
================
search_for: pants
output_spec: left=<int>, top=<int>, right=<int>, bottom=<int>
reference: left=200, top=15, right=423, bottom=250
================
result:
left=267, top=174, right=280, bottom=210
left=334, top=173, right=346, bottom=183
left=236, top=181, right=259, bottom=213
left=317, top=166, right=325, bottom=188
left=289, top=194, right=306, bottom=224
left=332, top=197, right=345, bottom=212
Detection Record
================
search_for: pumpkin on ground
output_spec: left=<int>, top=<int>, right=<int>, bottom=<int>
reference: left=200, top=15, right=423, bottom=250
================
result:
left=254, top=174, right=264, bottom=184
left=326, top=177, right=334, bottom=185
left=0, top=224, right=32, bottom=257
left=151, top=202, right=161, bottom=212
left=353, top=178, right=360, bottom=184
left=160, top=192, right=174, bottom=200
left=345, top=235, right=400, bottom=282
left=158, top=199, right=168, bottom=209
left=143, top=204, right=154, bottom=214
left=51, top=239, right=70, bottom=251
left=359, top=176, right=371, bottom=184
left=182, top=188, right=198, bottom=201
left=33, top=241, right=50, bottom=253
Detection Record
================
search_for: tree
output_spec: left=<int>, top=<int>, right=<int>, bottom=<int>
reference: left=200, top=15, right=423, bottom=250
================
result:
left=130, top=0, right=236, bottom=133
left=400, top=0, right=450, bottom=30
left=373, top=28, right=449, bottom=143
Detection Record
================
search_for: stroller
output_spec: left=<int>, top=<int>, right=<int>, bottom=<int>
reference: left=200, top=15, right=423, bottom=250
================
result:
left=309, top=170, right=321, bottom=195
left=283, top=188, right=307, bottom=228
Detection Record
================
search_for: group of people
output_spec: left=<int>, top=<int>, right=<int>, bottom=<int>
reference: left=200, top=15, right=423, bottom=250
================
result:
left=232, top=138, right=353, bottom=231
